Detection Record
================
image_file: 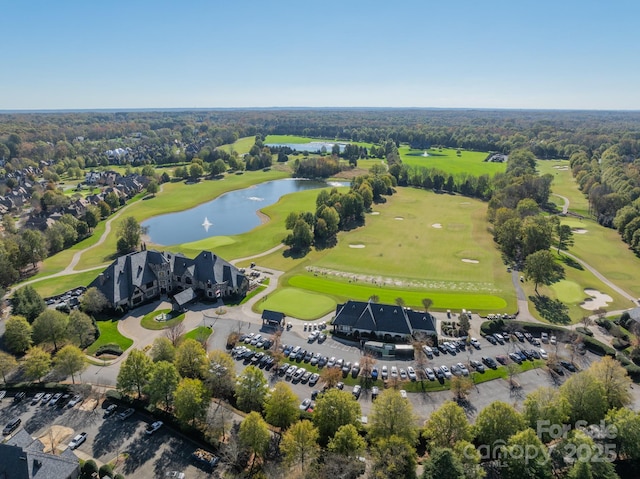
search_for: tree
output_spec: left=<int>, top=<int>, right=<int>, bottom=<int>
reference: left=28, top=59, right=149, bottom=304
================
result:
left=474, top=401, right=526, bottom=446
left=211, top=159, right=227, bottom=176
left=588, top=355, right=632, bottom=409
left=560, top=371, right=608, bottom=424
left=23, top=346, right=52, bottom=382
left=281, top=419, right=320, bottom=468
left=421, top=447, right=464, bottom=479
left=66, top=310, right=97, bottom=348
left=117, top=349, right=152, bottom=399
left=450, top=376, right=473, bottom=402
left=524, top=249, right=561, bottom=295
left=522, top=387, right=570, bottom=442
left=147, top=360, right=180, bottom=411
left=54, top=345, right=86, bottom=383
left=11, top=286, right=45, bottom=322
left=421, top=298, right=433, bottom=312
left=453, top=440, right=486, bottom=479
left=313, top=388, right=361, bottom=442
left=605, top=407, right=640, bottom=460
left=164, top=320, right=185, bottom=346
left=371, top=435, right=417, bottom=479
left=328, top=423, right=366, bottom=457
left=174, top=377, right=209, bottom=426
left=189, top=162, right=204, bottom=180
left=422, top=401, right=473, bottom=449
left=264, top=382, right=299, bottom=430
left=80, top=287, right=108, bottom=316
left=18, top=228, right=47, bottom=268
left=174, top=338, right=207, bottom=379
left=0, top=351, right=18, bottom=384
left=235, top=365, right=267, bottom=413
left=239, top=411, right=271, bottom=471
left=150, top=336, right=175, bottom=363
left=368, top=388, right=417, bottom=444
left=320, top=366, right=343, bottom=389
left=206, top=350, right=236, bottom=399
left=556, top=223, right=574, bottom=253
left=4, top=315, right=33, bottom=354
left=502, top=428, right=551, bottom=479
left=117, top=216, right=144, bottom=254
left=32, top=309, right=69, bottom=351
left=146, top=180, right=159, bottom=197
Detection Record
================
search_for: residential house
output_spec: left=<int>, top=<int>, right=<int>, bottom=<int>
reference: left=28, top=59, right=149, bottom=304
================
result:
left=332, top=300, right=437, bottom=342
left=0, top=429, right=80, bottom=479
left=89, top=249, right=248, bottom=311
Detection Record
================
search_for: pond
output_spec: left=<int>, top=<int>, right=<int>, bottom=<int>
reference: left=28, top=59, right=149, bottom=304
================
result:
left=142, top=178, right=349, bottom=246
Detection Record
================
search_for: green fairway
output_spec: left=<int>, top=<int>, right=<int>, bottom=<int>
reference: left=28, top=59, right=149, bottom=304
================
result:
left=218, top=136, right=256, bottom=155
left=536, top=159, right=590, bottom=217
left=255, top=287, right=336, bottom=320
left=27, top=269, right=101, bottom=298
left=399, top=147, right=504, bottom=176
left=551, top=279, right=587, bottom=304
left=85, top=320, right=133, bottom=356
left=182, top=326, right=213, bottom=343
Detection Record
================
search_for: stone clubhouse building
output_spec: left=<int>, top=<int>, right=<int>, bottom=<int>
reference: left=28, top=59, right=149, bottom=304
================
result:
left=90, top=249, right=248, bottom=311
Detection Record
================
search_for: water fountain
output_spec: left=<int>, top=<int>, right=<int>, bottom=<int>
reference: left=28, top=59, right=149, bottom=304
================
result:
left=202, top=217, right=213, bottom=232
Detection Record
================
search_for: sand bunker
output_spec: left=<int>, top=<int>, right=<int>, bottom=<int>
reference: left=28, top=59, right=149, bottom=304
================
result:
left=462, top=258, right=479, bottom=264
left=349, top=244, right=365, bottom=249
left=394, top=217, right=404, bottom=220
left=39, top=425, right=74, bottom=453
left=460, top=202, right=471, bottom=205
left=580, top=289, right=613, bottom=310
left=553, top=165, right=569, bottom=170
left=573, top=229, right=588, bottom=234
left=432, top=223, right=443, bottom=229
left=370, top=211, right=380, bottom=215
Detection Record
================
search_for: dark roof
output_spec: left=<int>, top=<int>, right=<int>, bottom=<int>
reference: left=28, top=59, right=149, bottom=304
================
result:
left=173, top=287, right=198, bottom=306
left=262, top=310, right=285, bottom=323
left=406, top=309, right=437, bottom=333
left=0, top=430, right=79, bottom=479
left=333, top=301, right=412, bottom=335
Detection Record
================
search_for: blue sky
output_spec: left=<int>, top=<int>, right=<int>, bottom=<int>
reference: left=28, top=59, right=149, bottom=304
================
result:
left=1, top=0, right=639, bottom=110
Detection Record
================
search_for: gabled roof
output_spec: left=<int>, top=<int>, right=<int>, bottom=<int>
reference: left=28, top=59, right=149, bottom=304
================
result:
left=173, top=287, right=198, bottom=306
left=334, top=300, right=412, bottom=335
left=262, top=310, right=285, bottom=323
left=406, top=309, right=437, bottom=333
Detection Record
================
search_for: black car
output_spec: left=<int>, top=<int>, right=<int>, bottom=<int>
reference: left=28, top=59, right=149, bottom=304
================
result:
left=13, top=392, right=26, bottom=403
left=485, top=335, right=497, bottom=345
left=560, top=360, right=577, bottom=372
left=2, top=418, right=21, bottom=436
left=482, top=356, right=498, bottom=369
left=437, top=344, right=448, bottom=355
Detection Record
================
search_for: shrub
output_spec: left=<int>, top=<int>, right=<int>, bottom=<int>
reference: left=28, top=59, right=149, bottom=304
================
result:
left=82, top=460, right=98, bottom=476
left=114, top=475, right=125, bottom=479
left=575, top=327, right=593, bottom=337
left=581, top=335, right=616, bottom=357
left=99, top=464, right=114, bottom=479
left=616, top=354, right=640, bottom=380
left=612, top=338, right=631, bottom=350
left=95, top=343, right=123, bottom=356
left=595, top=318, right=612, bottom=330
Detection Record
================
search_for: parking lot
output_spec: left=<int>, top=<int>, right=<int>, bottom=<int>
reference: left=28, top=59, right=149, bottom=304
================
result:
left=0, top=392, right=218, bottom=479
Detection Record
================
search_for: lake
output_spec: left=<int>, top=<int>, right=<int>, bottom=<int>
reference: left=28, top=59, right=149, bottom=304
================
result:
left=142, top=178, right=348, bottom=246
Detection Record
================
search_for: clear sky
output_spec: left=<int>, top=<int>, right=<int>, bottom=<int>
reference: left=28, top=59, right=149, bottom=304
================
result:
left=1, top=0, right=639, bottom=110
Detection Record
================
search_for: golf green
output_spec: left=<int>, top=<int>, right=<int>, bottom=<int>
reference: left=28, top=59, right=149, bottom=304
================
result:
left=255, top=287, right=336, bottom=320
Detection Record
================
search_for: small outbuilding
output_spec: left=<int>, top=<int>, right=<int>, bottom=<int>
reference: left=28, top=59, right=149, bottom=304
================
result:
left=261, top=309, right=285, bottom=329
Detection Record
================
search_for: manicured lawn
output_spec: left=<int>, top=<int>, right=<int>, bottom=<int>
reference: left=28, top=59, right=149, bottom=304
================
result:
left=182, top=326, right=213, bottom=343
left=240, top=285, right=267, bottom=305
left=255, top=287, right=337, bottom=320
left=140, top=309, right=186, bottom=330
left=399, top=147, right=504, bottom=176
left=85, top=320, right=133, bottom=355
left=27, top=269, right=102, bottom=298
left=217, top=136, right=257, bottom=155
left=536, top=159, right=590, bottom=217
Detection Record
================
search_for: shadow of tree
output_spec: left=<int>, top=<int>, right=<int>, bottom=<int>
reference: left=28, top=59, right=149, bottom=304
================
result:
left=91, top=416, right=139, bottom=458
left=530, top=295, right=571, bottom=324
left=558, top=255, right=583, bottom=270
left=121, top=430, right=162, bottom=474
left=456, top=398, right=477, bottom=417
left=152, top=438, right=194, bottom=478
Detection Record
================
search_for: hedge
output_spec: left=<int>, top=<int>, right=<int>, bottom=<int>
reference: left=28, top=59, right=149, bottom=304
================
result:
left=95, top=343, right=123, bottom=356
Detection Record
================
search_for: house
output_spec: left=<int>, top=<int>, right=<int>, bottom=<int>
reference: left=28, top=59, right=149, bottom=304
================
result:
left=332, top=300, right=436, bottom=342
left=0, top=429, right=80, bottom=479
left=89, top=249, right=248, bottom=311
left=261, top=310, right=285, bottom=329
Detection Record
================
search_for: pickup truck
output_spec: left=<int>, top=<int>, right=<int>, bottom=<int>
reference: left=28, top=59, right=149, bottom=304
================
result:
left=192, top=448, right=220, bottom=469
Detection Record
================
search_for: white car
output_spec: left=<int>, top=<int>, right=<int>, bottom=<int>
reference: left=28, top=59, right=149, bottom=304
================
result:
left=68, top=432, right=87, bottom=450
left=424, top=367, right=436, bottom=381
left=399, top=390, right=407, bottom=399
left=166, top=473, right=185, bottom=479
left=145, top=421, right=163, bottom=435
left=456, top=362, right=470, bottom=376
left=390, top=366, right=398, bottom=378
left=470, top=338, right=481, bottom=349
left=550, top=335, right=557, bottom=345
left=440, top=365, right=452, bottom=379
left=67, top=395, right=83, bottom=407
left=381, top=365, right=388, bottom=380
left=539, top=348, right=548, bottom=360
left=541, top=332, right=549, bottom=343
left=407, top=366, right=417, bottom=381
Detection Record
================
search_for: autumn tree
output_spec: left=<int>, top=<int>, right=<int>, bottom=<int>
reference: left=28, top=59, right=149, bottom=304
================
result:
left=206, top=350, right=236, bottom=400
left=368, top=388, right=417, bottom=444
left=11, top=285, right=45, bottom=322
left=328, top=423, right=366, bottom=457
left=502, top=428, right=552, bottom=479
left=371, top=435, right=417, bottom=479
left=239, top=411, right=271, bottom=472
left=66, top=310, right=97, bottom=348
left=605, top=407, right=640, bottom=460
left=117, top=216, right=145, bottom=254
left=54, top=345, right=86, bottom=383
left=588, top=355, right=632, bottom=409
left=0, top=351, right=18, bottom=384
left=422, top=401, right=473, bottom=449
left=524, top=249, right=562, bottom=295
left=313, top=389, right=361, bottom=442
left=559, top=371, right=608, bottom=424
left=421, top=447, right=464, bottom=479
left=522, top=387, right=570, bottom=442
left=24, top=346, right=52, bottom=382
left=150, top=336, right=176, bottom=363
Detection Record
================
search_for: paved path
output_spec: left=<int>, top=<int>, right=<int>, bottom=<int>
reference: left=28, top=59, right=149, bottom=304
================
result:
left=552, top=193, right=570, bottom=215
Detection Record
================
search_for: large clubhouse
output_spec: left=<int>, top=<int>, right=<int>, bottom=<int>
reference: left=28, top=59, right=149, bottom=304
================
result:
left=90, top=249, right=248, bottom=311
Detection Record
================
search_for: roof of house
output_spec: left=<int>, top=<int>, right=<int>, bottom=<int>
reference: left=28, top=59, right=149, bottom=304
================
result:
left=628, top=307, right=640, bottom=321
left=0, top=430, right=79, bottom=479
left=262, top=310, right=285, bottom=323
left=333, top=300, right=436, bottom=336
left=173, top=287, right=198, bottom=306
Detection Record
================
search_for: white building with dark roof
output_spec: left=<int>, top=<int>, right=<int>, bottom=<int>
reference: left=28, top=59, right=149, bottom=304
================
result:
left=89, top=249, right=248, bottom=311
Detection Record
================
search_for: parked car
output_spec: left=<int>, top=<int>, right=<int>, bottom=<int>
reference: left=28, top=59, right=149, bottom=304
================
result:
left=422, top=345, right=433, bottom=359
left=49, top=393, right=63, bottom=406
left=318, top=356, right=328, bottom=367
left=352, top=385, right=362, bottom=399
left=351, top=362, right=361, bottom=378
left=494, top=334, right=505, bottom=345
left=456, top=362, right=470, bottom=376
left=41, top=393, right=53, bottom=404
left=541, top=332, right=549, bottom=343
left=299, top=398, right=312, bottom=411
left=118, top=408, right=135, bottom=420
left=424, top=367, right=436, bottom=381
left=67, top=395, right=83, bottom=407
left=470, top=338, right=481, bottom=349
left=371, top=386, right=379, bottom=400
left=407, top=366, right=417, bottom=381
left=470, top=360, right=485, bottom=373
left=482, top=356, right=498, bottom=369
left=485, top=335, right=497, bottom=345
left=450, top=364, right=462, bottom=376
left=309, top=373, right=320, bottom=386
left=13, top=392, right=26, bottom=402
left=399, top=368, right=408, bottom=380
left=509, top=352, right=523, bottom=364
left=434, top=367, right=444, bottom=380
left=371, top=367, right=379, bottom=381
left=391, top=366, right=398, bottom=378
left=68, top=432, right=87, bottom=449
left=165, top=472, right=185, bottom=479
left=317, top=333, right=327, bottom=343
left=145, top=421, right=163, bottom=435
left=2, top=418, right=21, bottom=436
left=440, top=365, right=452, bottom=379
left=560, top=360, right=577, bottom=372
left=336, top=382, right=345, bottom=390
left=550, top=335, right=557, bottom=345
left=539, top=348, right=548, bottom=360
left=0, top=390, right=6, bottom=401
left=495, top=355, right=509, bottom=365
left=31, top=392, right=44, bottom=405
left=381, top=365, right=388, bottom=380
left=399, top=390, right=407, bottom=399
left=529, top=349, right=540, bottom=359
left=301, top=371, right=312, bottom=383
left=104, top=404, right=118, bottom=417
left=342, top=362, right=352, bottom=376
left=327, top=357, right=336, bottom=368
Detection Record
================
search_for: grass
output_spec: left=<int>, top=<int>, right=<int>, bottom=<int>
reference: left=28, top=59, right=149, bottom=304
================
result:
left=399, top=147, right=504, bottom=176
left=254, top=287, right=337, bottom=320
left=28, top=270, right=102, bottom=298
left=85, top=320, right=134, bottom=356
left=536, top=159, right=590, bottom=217
left=140, top=309, right=186, bottom=330
left=217, top=136, right=256, bottom=155
left=182, top=326, right=213, bottom=343
left=240, top=285, right=267, bottom=305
